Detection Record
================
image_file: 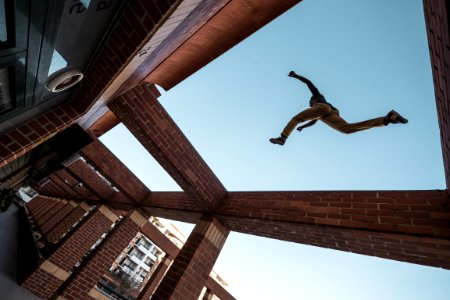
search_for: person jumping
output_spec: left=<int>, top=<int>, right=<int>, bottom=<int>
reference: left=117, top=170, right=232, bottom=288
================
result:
left=270, top=71, right=408, bottom=145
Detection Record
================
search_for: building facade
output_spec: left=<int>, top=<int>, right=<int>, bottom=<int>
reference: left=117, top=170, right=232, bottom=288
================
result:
left=0, top=0, right=449, bottom=299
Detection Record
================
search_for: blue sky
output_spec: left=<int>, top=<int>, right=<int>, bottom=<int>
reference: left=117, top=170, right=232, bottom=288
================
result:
left=100, top=0, right=450, bottom=299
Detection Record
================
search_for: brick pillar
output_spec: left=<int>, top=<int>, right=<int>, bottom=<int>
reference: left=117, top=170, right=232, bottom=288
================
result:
left=45, top=202, right=90, bottom=243
left=109, top=83, right=227, bottom=212
left=40, top=200, right=78, bottom=234
left=57, top=210, right=148, bottom=300
left=152, top=216, right=230, bottom=300
left=137, top=255, right=172, bottom=300
left=25, top=195, right=43, bottom=211
left=36, top=199, right=67, bottom=227
left=22, top=205, right=117, bottom=299
left=27, top=196, right=58, bottom=222
left=202, top=288, right=214, bottom=300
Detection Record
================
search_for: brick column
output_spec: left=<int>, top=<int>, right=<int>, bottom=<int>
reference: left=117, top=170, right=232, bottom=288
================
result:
left=152, top=216, right=230, bottom=300
left=137, top=255, right=172, bottom=300
left=22, top=205, right=117, bottom=299
left=25, top=195, right=43, bottom=211
left=48, top=173, right=82, bottom=199
left=423, top=0, right=450, bottom=189
left=57, top=210, right=147, bottom=300
left=202, top=288, right=214, bottom=300
left=66, top=158, right=118, bottom=200
left=36, top=199, right=67, bottom=227
left=27, top=196, right=58, bottom=222
left=109, top=83, right=227, bottom=212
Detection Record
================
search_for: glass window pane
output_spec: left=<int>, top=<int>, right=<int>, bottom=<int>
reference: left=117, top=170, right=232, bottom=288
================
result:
left=0, top=67, right=12, bottom=113
left=0, top=1, right=7, bottom=43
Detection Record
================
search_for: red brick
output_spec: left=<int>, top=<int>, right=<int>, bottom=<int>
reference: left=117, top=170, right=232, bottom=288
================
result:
left=153, top=216, right=229, bottom=299
left=109, top=84, right=227, bottom=212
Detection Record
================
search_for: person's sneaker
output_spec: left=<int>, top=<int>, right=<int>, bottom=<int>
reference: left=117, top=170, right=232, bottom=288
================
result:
left=270, top=137, right=285, bottom=145
left=386, top=110, right=408, bottom=124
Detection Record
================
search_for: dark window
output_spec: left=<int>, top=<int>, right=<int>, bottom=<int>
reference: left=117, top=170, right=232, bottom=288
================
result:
left=0, top=0, right=14, bottom=49
left=0, top=67, right=12, bottom=113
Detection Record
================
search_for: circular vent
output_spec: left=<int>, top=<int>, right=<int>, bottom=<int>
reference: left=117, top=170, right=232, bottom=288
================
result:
left=46, top=69, right=84, bottom=93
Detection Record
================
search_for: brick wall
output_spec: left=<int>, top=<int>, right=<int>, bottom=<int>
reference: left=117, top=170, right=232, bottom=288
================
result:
left=0, top=103, right=80, bottom=168
left=109, top=83, right=227, bottom=212
left=424, top=0, right=450, bottom=189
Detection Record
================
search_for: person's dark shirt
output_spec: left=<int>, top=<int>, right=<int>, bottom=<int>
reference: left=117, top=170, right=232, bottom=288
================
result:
left=293, top=74, right=339, bottom=112
left=310, top=94, right=339, bottom=112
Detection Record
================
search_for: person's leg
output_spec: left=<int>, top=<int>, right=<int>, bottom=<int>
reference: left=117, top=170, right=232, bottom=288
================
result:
left=321, top=113, right=385, bottom=134
left=321, top=109, right=408, bottom=134
left=270, top=104, right=332, bottom=145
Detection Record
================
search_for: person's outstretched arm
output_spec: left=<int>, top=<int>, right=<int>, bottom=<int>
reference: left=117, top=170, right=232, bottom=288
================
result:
left=288, top=71, right=320, bottom=97
left=297, top=120, right=317, bottom=132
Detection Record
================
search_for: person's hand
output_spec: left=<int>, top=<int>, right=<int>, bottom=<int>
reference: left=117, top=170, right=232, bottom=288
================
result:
left=288, top=71, right=296, bottom=77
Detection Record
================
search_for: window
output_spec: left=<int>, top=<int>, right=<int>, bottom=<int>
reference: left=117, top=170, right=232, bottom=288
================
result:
left=137, top=238, right=153, bottom=250
left=0, top=67, right=12, bottom=113
left=144, top=256, right=155, bottom=267
left=140, top=270, right=148, bottom=279
left=130, top=248, right=145, bottom=260
left=120, top=258, right=138, bottom=272
left=0, top=1, right=7, bottom=44
left=0, top=0, right=15, bottom=49
left=151, top=247, right=162, bottom=258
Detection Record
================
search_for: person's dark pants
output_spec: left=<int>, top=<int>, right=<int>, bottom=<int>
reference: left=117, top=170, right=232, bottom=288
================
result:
left=281, top=103, right=385, bottom=137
